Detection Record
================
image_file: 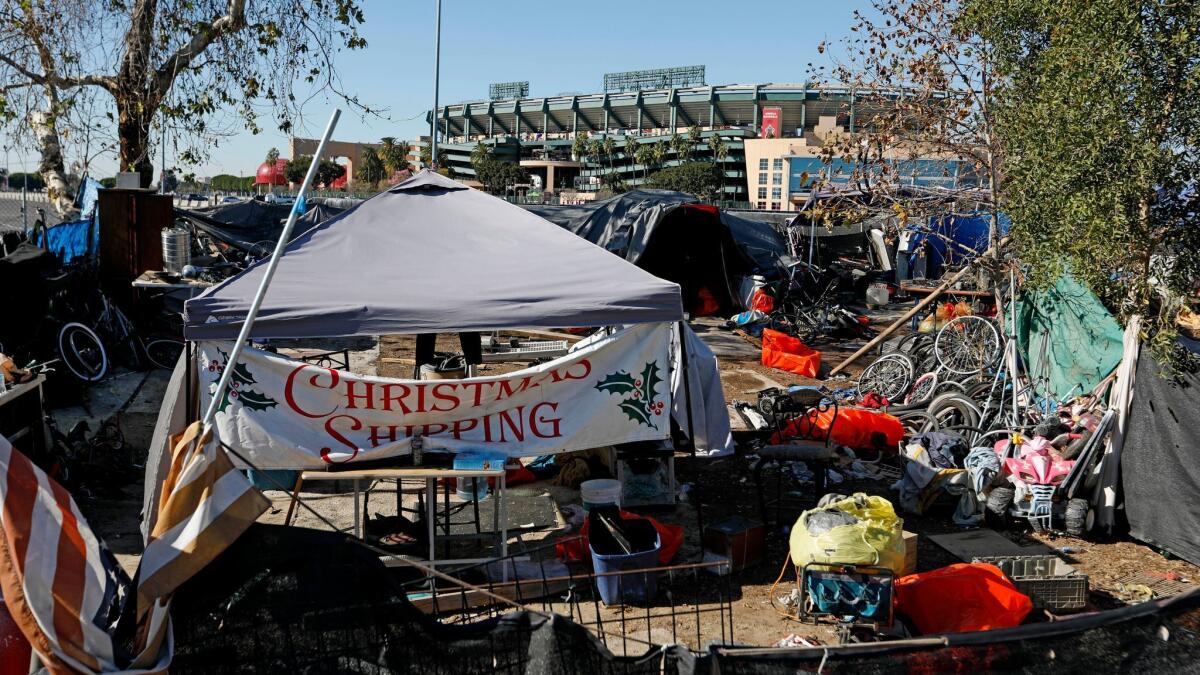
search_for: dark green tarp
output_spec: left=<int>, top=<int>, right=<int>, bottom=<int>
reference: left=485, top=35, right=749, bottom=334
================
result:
left=1015, top=276, right=1123, bottom=400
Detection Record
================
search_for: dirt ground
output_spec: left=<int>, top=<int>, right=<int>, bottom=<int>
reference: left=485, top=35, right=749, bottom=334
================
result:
left=73, top=315, right=1200, bottom=653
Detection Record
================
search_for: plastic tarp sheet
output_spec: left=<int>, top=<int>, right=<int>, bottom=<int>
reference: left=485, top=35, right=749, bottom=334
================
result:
left=1121, top=337, right=1200, bottom=565
left=177, top=201, right=345, bottom=253
left=760, top=328, right=821, bottom=377
left=184, top=172, right=683, bottom=339
left=672, top=323, right=735, bottom=457
left=1015, top=275, right=1124, bottom=400
left=526, top=190, right=786, bottom=270
left=33, top=219, right=96, bottom=263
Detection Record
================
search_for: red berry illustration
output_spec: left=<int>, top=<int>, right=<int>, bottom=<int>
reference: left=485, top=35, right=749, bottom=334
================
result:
left=635, top=379, right=643, bottom=387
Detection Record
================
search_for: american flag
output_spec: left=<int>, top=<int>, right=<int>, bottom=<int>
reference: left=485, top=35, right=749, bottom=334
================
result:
left=0, top=420, right=266, bottom=672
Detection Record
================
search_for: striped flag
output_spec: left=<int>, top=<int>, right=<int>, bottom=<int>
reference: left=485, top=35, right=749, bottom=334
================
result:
left=138, top=421, right=269, bottom=613
left=0, top=433, right=170, bottom=673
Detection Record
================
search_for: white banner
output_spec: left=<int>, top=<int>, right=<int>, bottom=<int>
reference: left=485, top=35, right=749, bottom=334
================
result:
left=198, top=324, right=672, bottom=468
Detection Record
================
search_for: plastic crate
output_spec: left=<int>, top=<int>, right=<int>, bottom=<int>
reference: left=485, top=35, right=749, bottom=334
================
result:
left=973, top=555, right=1088, bottom=611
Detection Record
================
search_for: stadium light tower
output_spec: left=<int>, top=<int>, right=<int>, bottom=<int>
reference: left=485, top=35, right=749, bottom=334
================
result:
left=430, top=0, right=442, bottom=168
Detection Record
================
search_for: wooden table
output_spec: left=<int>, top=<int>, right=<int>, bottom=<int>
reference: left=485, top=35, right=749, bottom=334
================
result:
left=0, top=375, right=49, bottom=458
left=285, top=466, right=508, bottom=567
left=899, top=284, right=994, bottom=298
left=131, top=270, right=213, bottom=293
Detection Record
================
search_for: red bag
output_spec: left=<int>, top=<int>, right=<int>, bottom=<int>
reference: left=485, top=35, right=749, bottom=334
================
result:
left=556, top=510, right=684, bottom=566
left=750, top=288, right=775, bottom=313
left=761, top=329, right=821, bottom=377
left=895, top=563, right=1033, bottom=634
left=692, top=287, right=721, bottom=317
left=772, top=408, right=904, bottom=450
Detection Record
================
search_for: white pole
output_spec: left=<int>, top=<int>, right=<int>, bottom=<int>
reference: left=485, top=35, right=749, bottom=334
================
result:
left=430, top=0, right=442, bottom=168
left=202, top=109, right=341, bottom=426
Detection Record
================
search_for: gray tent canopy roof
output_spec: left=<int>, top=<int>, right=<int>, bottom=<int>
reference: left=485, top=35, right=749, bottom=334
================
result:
left=183, top=171, right=683, bottom=340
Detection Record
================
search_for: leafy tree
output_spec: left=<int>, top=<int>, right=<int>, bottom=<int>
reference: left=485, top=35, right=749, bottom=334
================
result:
left=419, top=145, right=449, bottom=174
left=646, top=161, right=721, bottom=200
left=265, top=147, right=280, bottom=165
left=356, top=146, right=385, bottom=185
left=379, top=137, right=410, bottom=175
left=6, top=172, right=46, bottom=191
left=316, top=160, right=345, bottom=188
left=708, top=133, right=729, bottom=198
left=810, top=0, right=1005, bottom=252
left=160, top=169, right=178, bottom=193
left=602, top=136, right=616, bottom=172
left=964, top=0, right=1200, bottom=356
left=651, top=140, right=668, bottom=171
left=635, top=143, right=654, bottom=182
left=283, top=156, right=311, bottom=185
left=99, top=176, right=116, bottom=188
left=0, top=1, right=369, bottom=187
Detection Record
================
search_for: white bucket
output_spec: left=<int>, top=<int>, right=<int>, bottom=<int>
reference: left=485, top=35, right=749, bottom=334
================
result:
left=581, top=478, right=622, bottom=512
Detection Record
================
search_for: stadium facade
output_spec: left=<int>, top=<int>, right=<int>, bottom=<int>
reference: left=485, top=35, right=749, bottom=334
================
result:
left=429, top=82, right=971, bottom=209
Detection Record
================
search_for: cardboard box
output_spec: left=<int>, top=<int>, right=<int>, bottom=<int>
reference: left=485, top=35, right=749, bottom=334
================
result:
left=902, top=530, right=918, bottom=576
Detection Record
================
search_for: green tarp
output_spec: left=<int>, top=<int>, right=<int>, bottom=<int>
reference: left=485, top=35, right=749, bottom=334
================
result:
left=1015, top=275, right=1123, bottom=400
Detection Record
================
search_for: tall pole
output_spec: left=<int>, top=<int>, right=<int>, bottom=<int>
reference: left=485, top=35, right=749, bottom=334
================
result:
left=430, top=0, right=442, bottom=168
left=202, top=109, right=342, bottom=427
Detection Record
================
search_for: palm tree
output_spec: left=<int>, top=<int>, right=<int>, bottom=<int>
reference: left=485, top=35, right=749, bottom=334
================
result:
left=708, top=133, right=729, bottom=201
left=635, top=144, right=653, bottom=182
left=688, top=125, right=702, bottom=158
left=572, top=133, right=587, bottom=161
left=625, top=135, right=639, bottom=181
left=651, top=139, right=668, bottom=172
left=669, top=132, right=687, bottom=163
left=587, top=138, right=604, bottom=167
left=601, top=136, right=617, bottom=178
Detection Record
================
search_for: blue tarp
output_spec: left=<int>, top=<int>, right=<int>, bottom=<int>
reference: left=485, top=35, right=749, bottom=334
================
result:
left=33, top=218, right=97, bottom=263
left=912, top=212, right=1010, bottom=277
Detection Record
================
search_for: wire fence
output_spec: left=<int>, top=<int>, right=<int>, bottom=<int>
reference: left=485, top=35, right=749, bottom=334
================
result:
left=0, top=192, right=50, bottom=234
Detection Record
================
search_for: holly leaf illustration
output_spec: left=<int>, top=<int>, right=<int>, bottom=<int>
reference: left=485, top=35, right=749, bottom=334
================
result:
left=595, top=371, right=637, bottom=396
left=235, top=389, right=278, bottom=412
left=618, top=399, right=653, bottom=426
left=639, top=361, right=662, bottom=403
left=230, top=360, right=258, bottom=386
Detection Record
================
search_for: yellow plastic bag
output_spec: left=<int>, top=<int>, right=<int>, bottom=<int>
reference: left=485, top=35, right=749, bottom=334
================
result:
left=789, top=493, right=907, bottom=573
left=918, top=315, right=936, bottom=333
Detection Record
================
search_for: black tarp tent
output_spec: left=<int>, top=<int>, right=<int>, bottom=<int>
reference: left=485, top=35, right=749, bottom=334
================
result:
left=176, top=200, right=345, bottom=254
left=526, top=191, right=787, bottom=314
left=1120, top=336, right=1200, bottom=565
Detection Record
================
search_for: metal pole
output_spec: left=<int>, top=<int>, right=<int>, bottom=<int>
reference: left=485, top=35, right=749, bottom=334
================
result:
left=201, top=109, right=341, bottom=426
left=430, top=0, right=442, bottom=168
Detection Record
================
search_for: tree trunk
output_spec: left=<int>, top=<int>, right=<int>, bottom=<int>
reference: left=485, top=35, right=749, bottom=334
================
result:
left=117, top=98, right=155, bottom=188
left=31, top=104, right=77, bottom=218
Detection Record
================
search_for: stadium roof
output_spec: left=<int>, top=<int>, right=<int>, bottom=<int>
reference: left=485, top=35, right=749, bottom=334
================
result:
left=431, top=83, right=893, bottom=138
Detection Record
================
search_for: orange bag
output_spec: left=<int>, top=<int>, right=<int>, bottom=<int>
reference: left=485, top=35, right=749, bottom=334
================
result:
left=761, top=329, right=821, bottom=377
left=750, top=288, right=775, bottom=313
left=692, top=287, right=721, bottom=317
left=895, top=563, right=1033, bottom=634
left=772, top=408, right=904, bottom=450
left=556, top=510, right=684, bottom=566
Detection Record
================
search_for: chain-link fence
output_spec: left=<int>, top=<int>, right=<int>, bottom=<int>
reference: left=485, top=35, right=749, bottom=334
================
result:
left=0, top=191, right=50, bottom=235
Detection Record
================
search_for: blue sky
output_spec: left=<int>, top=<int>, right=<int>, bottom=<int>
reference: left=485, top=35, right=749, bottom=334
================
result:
left=6, top=0, right=873, bottom=178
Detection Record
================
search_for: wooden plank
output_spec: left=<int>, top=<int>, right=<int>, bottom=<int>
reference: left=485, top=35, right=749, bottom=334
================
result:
left=378, top=356, right=416, bottom=365
left=506, top=329, right=584, bottom=343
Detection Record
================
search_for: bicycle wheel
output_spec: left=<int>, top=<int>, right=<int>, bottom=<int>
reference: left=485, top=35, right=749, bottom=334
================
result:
left=858, top=353, right=914, bottom=401
left=935, top=316, right=1001, bottom=375
left=58, top=322, right=108, bottom=382
left=145, top=338, right=185, bottom=370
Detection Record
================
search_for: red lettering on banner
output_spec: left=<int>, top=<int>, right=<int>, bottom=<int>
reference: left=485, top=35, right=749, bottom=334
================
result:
left=497, top=406, right=525, bottom=443
left=379, top=383, right=413, bottom=414
left=550, top=359, right=592, bottom=383
left=320, top=414, right=362, bottom=463
left=529, top=402, right=562, bottom=438
left=415, top=384, right=428, bottom=413
left=495, top=375, right=540, bottom=402
left=368, top=425, right=401, bottom=447
left=431, top=383, right=461, bottom=412
left=285, top=364, right=340, bottom=418
left=345, top=380, right=374, bottom=409
left=462, top=381, right=488, bottom=407
left=421, top=423, right=449, bottom=436
left=452, top=418, right=478, bottom=439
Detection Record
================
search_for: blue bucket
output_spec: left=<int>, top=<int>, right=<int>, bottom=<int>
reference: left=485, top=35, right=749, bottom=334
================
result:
left=588, top=511, right=661, bottom=605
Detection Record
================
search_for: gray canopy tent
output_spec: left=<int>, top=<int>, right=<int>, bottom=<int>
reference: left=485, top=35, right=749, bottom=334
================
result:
left=184, top=171, right=683, bottom=339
